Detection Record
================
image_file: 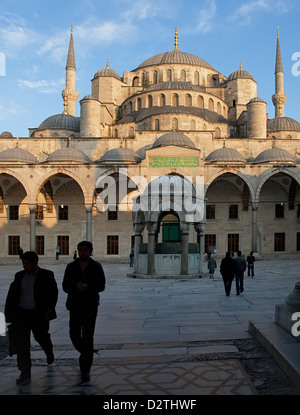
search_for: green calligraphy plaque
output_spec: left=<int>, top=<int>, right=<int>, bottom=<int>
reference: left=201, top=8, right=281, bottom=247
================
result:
left=149, top=157, right=197, bottom=168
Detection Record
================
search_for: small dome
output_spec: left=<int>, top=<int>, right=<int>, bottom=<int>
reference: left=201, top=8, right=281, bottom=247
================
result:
left=94, top=62, right=121, bottom=81
left=145, top=174, right=195, bottom=196
left=46, top=148, right=90, bottom=164
left=81, top=94, right=96, bottom=100
left=253, top=147, right=295, bottom=164
left=0, top=147, right=38, bottom=164
left=98, top=147, right=141, bottom=164
left=248, top=97, right=266, bottom=104
left=206, top=147, right=246, bottom=163
left=136, top=49, right=215, bottom=70
left=38, top=114, right=80, bottom=131
left=268, top=117, right=300, bottom=132
left=0, top=131, right=13, bottom=137
left=152, top=132, right=195, bottom=149
left=227, top=69, right=255, bottom=82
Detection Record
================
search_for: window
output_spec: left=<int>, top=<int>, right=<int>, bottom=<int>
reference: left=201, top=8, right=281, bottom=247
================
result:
left=229, top=204, right=238, bottom=220
left=9, top=205, right=19, bottom=220
left=228, top=234, right=239, bottom=253
left=206, top=205, right=215, bottom=220
left=36, top=235, right=45, bottom=255
left=275, top=203, right=284, bottom=219
left=8, top=235, right=20, bottom=255
left=108, top=207, right=118, bottom=221
left=297, top=233, right=300, bottom=251
left=205, top=234, right=216, bottom=254
left=58, top=205, right=68, bottom=220
left=36, top=205, right=44, bottom=220
left=58, top=235, right=69, bottom=255
left=107, top=235, right=119, bottom=255
left=131, top=235, right=135, bottom=251
left=274, top=233, right=285, bottom=252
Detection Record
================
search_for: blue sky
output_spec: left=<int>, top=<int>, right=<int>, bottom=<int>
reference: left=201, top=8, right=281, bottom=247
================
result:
left=0, top=0, right=300, bottom=137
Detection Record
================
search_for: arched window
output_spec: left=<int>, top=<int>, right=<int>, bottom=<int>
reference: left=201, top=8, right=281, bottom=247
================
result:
left=181, top=70, right=186, bottom=82
left=129, top=127, right=135, bottom=138
left=217, top=102, right=221, bottom=114
left=148, top=95, right=153, bottom=108
left=154, top=70, right=159, bottom=83
left=207, top=74, right=211, bottom=87
left=198, top=95, right=204, bottom=109
left=172, top=118, right=178, bottom=131
left=215, top=127, right=221, bottom=138
left=137, top=98, right=142, bottom=110
left=208, top=98, right=214, bottom=112
left=185, top=94, right=192, bottom=107
left=194, top=71, right=200, bottom=85
left=133, top=76, right=139, bottom=86
left=142, top=72, right=147, bottom=87
left=155, top=119, right=160, bottom=131
left=172, top=94, right=179, bottom=107
left=168, top=69, right=172, bottom=81
left=114, top=129, right=118, bottom=138
left=159, top=94, right=166, bottom=106
left=190, top=120, right=196, bottom=130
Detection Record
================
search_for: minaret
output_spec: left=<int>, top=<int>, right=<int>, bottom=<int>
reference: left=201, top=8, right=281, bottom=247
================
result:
left=272, top=27, right=287, bottom=117
left=62, top=24, right=79, bottom=116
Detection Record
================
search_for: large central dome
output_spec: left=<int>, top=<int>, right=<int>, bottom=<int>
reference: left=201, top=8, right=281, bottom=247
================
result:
left=136, top=49, right=215, bottom=70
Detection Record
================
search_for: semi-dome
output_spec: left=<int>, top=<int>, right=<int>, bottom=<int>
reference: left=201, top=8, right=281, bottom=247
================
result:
left=98, top=147, right=141, bottom=164
left=206, top=147, right=246, bottom=163
left=94, top=61, right=121, bottom=81
left=0, top=131, right=13, bottom=138
left=267, top=117, right=300, bottom=132
left=0, top=147, right=38, bottom=164
left=136, top=49, right=215, bottom=70
left=253, top=147, right=295, bottom=164
left=46, top=148, right=90, bottom=164
left=227, top=68, right=255, bottom=82
left=38, top=114, right=80, bottom=131
left=152, top=132, right=195, bottom=149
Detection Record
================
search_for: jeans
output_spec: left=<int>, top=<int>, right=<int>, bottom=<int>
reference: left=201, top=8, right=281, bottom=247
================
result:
left=235, top=272, right=244, bottom=294
left=248, top=264, right=254, bottom=277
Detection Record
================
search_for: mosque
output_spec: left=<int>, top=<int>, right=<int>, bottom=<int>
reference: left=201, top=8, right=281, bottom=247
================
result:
left=0, top=26, right=300, bottom=275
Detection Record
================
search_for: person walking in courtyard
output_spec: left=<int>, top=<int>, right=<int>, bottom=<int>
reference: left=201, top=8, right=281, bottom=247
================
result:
left=62, top=241, right=106, bottom=382
left=247, top=251, right=255, bottom=278
left=207, top=254, right=217, bottom=279
left=234, top=251, right=247, bottom=295
left=55, top=245, right=60, bottom=260
left=4, top=251, right=58, bottom=386
left=129, top=250, right=134, bottom=267
left=220, top=251, right=235, bottom=296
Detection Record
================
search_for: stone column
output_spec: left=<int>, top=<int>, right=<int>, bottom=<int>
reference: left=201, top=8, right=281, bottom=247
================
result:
left=195, top=222, right=205, bottom=274
left=251, top=202, right=258, bottom=253
left=133, top=223, right=144, bottom=274
left=29, top=205, right=37, bottom=252
left=86, top=206, right=93, bottom=242
left=146, top=222, right=157, bottom=275
left=180, top=223, right=190, bottom=275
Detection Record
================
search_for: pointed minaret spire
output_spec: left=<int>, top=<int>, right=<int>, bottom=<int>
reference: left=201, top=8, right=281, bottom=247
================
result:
left=272, top=26, right=287, bottom=117
left=62, top=23, right=79, bottom=116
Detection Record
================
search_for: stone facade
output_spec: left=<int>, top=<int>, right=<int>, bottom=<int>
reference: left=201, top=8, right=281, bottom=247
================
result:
left=0, top=28, right=300, bottom=265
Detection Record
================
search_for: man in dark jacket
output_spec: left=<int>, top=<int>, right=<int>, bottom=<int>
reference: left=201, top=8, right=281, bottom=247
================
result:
left=5, top=251, right=58, bottom=386
left=220, top=251, right=236, bottom=296
left=234, top=251, right=247, bottom=295
left=62, top=240, right=106, bottom=382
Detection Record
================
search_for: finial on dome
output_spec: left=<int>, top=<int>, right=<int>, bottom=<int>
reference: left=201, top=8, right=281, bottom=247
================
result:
left=174, top=26, right=179, bottom=51
left=106, top=59, right=110, bottom=69
left=240, top=61, right=243, bottom=70
left=277, top=25, right=279, bottom=38
left=71, top=22, right=73, bottom=33
left=223, top=139, right=226, bottom=148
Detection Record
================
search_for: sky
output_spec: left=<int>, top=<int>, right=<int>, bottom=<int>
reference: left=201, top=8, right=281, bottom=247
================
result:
left=0, top=0, right=300, bottom=137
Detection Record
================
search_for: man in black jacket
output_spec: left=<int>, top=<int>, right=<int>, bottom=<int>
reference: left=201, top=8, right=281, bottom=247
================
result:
left=5, top=251, right=58, bottom=386
left=62, top=240, right=106, bottom=382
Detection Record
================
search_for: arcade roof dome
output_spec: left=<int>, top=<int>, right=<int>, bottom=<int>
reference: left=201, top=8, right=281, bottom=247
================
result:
left=38, top=114, right=80, bottom=131
left=98, top=147, right=142, bottom=164
left=206, top=147, right=246, bottom=163
left=0, top=147, right=38, bottom=164
left=46, top=148, right=90, bottom=164
left=152, top=132, right=196, bottom=149
left=253, top=147, right=295, bottom=164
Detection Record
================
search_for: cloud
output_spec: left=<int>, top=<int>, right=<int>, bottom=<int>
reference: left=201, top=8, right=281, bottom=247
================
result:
left=229, top=0, right=290, bottom=24
left=195, top=0, right=217, bottom=33
left=18, top=79, right=64, bottom=94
